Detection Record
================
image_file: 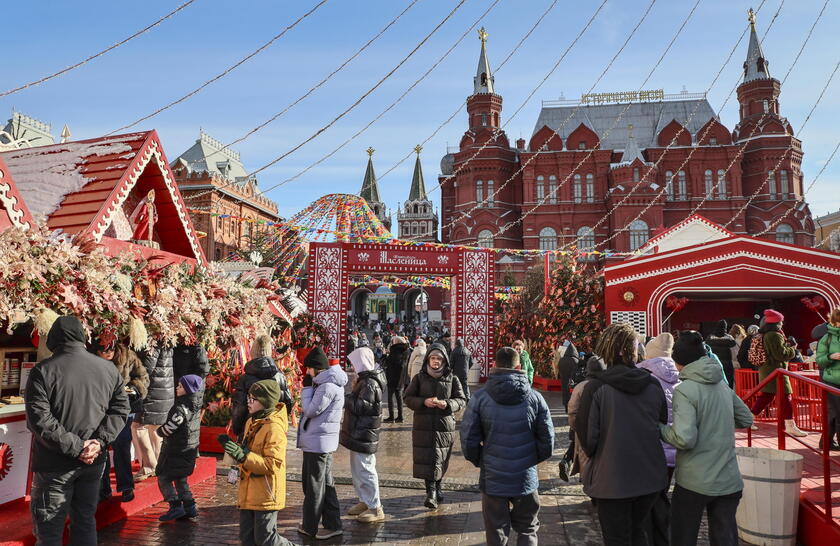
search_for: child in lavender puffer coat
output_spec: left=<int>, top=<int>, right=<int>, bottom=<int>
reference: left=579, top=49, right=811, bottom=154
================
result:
left=637, top=332, right=680, bottom=546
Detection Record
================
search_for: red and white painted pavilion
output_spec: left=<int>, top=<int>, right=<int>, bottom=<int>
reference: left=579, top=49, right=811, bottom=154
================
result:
left=0, top=155, right=33, bottom=231
left=604, top=214, right=840, bottom=344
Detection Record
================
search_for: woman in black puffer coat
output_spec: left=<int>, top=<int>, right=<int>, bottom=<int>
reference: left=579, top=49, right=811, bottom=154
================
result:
left=707, top=319, right=737, bottom=388
left=132, top=344, right=174, bottom=479
left=172, top=343, right=210, bottom=381
left=384, top=336, right=411, bottom=422
left=231, top=335, right=293, bottom=439
left=404, top=343, right=466, bottom=509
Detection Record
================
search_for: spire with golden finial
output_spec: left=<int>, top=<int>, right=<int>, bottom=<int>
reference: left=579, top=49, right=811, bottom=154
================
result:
left=743, top=7, right=770, bottom=82
left=409, top=144, right=427, bottom=201
left=474, top=27, right=494, bottom=94
left=359, top=146, right=380, bottom=203
left=366, top=146, right=375, bottom=157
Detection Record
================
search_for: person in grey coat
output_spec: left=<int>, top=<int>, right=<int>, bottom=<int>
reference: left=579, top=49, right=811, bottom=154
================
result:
left=26, top=316, right=130, bottom=546
left=296, top=347, right=348, bottom=540
left=576, top=323, right=668, bottom=546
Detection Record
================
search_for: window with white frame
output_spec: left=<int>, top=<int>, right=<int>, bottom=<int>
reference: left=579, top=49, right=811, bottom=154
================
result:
left=536, top=176, right=545, bottom=201
left=768, top=170, right=776, bottom=199
left=577, top=226, right=595, bottom=251
left=665, top=170, right=674, bottom=200
left=548, top=175, right=557, bottom=204
left=487, top=180, right=495, bottom=205
left=779, top=170, right=789, bottom=198
left=704, top=170, right=714, bottom=199
left=633, top=168, right=640, bottom=182
left=539, top=227, right=557, bottom=250
left=477, top=229, right=494, bottom=248
left=678, top=170, right=687, bottom=200
left=573, top=174, right=582, bottom=203
left=629, top=219, right=650, bottom=251
left=776, top=223, right=794, bottom=244
left=716, top=169, right=726, bottom=199
left=476, top=180, right=484, bottom=203
left=586, top=173, right=594, bottom=202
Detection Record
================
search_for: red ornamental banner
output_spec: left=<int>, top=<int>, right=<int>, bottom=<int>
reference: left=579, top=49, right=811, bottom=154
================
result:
left=308, top=242, right=495, bottom=375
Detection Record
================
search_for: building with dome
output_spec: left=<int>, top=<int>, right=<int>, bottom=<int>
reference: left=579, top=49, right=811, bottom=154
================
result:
left=439, top=16, right=815, bottom=280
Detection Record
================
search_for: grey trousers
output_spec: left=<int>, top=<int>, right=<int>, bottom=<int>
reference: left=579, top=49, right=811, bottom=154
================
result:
left=301, top=451, right=342, bottom=535
left=481, top=490, right=541, bottom=546
left=31, top=460, right=105, bottom=546
left=239, top=510, right=294, bottom=546
left=157, top=475, right=193, bottom=502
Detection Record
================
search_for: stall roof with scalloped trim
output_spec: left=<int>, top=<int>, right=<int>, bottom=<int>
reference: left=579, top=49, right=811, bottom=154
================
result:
left=0, top=131, right=206, bottom=264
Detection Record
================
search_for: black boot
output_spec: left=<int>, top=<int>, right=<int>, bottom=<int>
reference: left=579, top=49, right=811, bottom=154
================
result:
left=435, top=480, right=444, bottom=503
left=179, top=499, right=198, bottom=519
left=423, top=480, right=438, bottom=510
left=159, top=500, right=185, bottom=522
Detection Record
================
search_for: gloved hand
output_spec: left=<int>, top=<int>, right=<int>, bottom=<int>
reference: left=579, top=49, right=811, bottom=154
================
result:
left=303, top=374, right=313, bottom=387
left=216, top=433, right=232, bottom=449
left=223, top=440, right=249, bottom=463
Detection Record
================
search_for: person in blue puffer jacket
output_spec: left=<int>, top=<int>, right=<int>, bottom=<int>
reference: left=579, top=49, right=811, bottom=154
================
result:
left=460, top=346, right=555, bottom=546
left=296, top=347, right=348, bottom=540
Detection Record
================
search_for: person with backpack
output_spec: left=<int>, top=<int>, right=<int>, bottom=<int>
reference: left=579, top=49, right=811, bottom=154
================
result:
left=815, top=308, right=840, bottom=450
left=560, top=355, right=607, bottom=482
left=384, top=336, right=411, bottom=423
left=555, top=341, right=579, bottom=411
left=748, top=310, right=807, bottom=437
left=737, top=325, right=760, bottom=371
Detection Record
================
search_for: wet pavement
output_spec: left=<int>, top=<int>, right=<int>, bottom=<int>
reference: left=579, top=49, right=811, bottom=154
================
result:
left=98, top=388, right=736, bottom=544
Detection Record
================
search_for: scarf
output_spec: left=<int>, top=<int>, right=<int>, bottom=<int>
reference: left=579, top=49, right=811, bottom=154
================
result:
left=427, top=365, right=444, bottom=379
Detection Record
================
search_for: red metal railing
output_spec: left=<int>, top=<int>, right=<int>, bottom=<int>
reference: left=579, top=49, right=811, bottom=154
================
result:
left=740, top=368, right=840, bottom=524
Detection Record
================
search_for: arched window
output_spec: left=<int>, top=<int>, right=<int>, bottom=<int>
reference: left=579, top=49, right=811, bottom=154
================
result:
left=633, top=168, right=640, bottom=182
left=476, top=180, right=484, bottom=203
left=678, top=170, right=687, bottom=200
left=767, top=170, right=776, bottom=199
left=548, top=176, right=557, bottom=204
left=244, top=219, right=252, bottom=241
left=536, top=176, right=545, bottom=201
left=573, top=174, right=582, bottom=203
left=629, top=219, right=650, bottom=251
left=577, top=226, right=595, bottom=251
left=481, top=113, right=488, bottom=126
left=710, top=136, right=718, bottom=145
left=586, top=173, right=595, bottom=202
left=763, top=100, right=769, bottom=113
left=704, top=170, right=714, bottom=198
left=477, top=229, right=494, bottom=248
left=486, top=180, right=495, bottom=205
left=716, top=169, right=726, bottom=199
left=779, top=170, right=789, bottom=198
left=578, top=141, right=587, bottom=150
left=776, top=223, right=794, bottom=244
left=539, top=227, right=557, bottom=250
left=665, top=171, right=674, bottom=200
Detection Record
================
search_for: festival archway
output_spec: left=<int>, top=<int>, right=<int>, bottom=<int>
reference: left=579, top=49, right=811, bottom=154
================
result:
left=307, top=242, right=495, bottom=375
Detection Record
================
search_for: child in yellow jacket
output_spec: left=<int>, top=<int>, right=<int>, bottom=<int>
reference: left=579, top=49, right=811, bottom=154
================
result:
left=219, top=379, right=292, bottom=546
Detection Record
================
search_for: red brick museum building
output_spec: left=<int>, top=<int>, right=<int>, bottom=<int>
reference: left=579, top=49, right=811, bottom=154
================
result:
left=438, top=18, right=815, bottom=275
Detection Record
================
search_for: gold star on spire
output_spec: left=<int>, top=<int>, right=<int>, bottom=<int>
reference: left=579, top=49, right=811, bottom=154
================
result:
left=747, top=7, right=756, bottom=27
left=478, top=27, right=489, bottom=44
left=414, top=144, right=423, bottom=156
left=366, top=146, right=375, bottom=157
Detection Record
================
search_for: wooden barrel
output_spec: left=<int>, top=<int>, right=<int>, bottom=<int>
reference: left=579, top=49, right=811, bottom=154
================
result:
left=735, top=447, right=804, bottom=545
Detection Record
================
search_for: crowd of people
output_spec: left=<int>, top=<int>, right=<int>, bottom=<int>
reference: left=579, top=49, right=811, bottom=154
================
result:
left=23, top=305, right=840, bottom=545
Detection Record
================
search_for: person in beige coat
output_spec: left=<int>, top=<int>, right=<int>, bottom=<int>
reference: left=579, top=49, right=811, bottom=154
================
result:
left=405, top=338, right=427, bottom=384
left=566, top=355, right=607, bottom=478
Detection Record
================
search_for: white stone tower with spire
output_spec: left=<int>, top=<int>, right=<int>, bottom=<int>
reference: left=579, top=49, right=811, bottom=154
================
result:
left=397, top=145, right=438, bottom=242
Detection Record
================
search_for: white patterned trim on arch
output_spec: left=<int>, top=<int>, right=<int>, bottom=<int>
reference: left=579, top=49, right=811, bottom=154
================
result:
left=0, top=180, right=30, bottom=229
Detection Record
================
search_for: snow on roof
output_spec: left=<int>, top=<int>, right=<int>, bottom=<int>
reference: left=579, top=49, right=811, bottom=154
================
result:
left=1, top=135, right=139, bottom=220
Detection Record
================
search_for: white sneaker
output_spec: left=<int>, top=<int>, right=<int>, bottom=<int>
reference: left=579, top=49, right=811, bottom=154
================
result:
left=785, top=419, right=808, bottom=437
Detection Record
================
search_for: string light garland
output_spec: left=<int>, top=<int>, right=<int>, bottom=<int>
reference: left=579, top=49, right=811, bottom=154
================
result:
left=108, top=0, right=330, bottom=135
left=182, top=0, right=421, bottom=203
left=244, top=0, right=468, bottom=181
left=0, top=0, right=200, bottom=98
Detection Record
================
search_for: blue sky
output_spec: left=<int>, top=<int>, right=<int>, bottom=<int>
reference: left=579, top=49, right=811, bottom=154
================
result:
left=3, top=0, right=838, bottom=222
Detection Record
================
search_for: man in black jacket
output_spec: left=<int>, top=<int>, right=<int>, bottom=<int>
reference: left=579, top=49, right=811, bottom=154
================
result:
left=26, top=316, right=130, bottom=546
left=449, top=338, right=473, bottom=401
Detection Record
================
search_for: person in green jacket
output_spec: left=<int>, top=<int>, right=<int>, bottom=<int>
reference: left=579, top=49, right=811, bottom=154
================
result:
left=660, top=331, right=754, bottom=546
left=815, top=308, right=840, bottom=450
left=512, top=340, right=534, bottom=384
left=749, top=309, right=807, bottom=437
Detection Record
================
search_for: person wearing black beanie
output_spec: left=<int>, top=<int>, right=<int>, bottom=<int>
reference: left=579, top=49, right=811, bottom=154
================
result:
left=672, top=331, right=708, bottom=367
left=707, top=322, right=737, bottom=388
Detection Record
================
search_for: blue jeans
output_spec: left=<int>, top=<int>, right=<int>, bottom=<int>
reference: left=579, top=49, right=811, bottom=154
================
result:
left=100, top=414, right=134, bottom=497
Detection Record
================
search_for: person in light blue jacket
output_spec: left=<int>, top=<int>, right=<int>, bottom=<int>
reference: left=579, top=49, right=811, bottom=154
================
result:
left=296, top=347, right=348, bottom=540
